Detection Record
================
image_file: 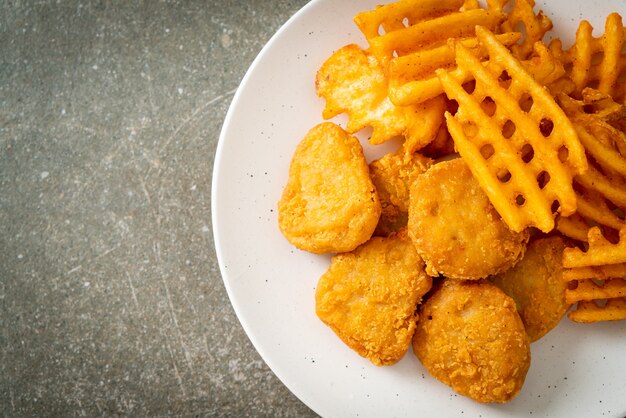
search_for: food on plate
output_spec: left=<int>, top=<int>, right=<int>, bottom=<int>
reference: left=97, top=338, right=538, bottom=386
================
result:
left=277, top=122, right=381, bottom=254
left=412, top=279, right=530, bottom=403
left=276, top=0, right=626, bottom=407
left=388, top=32, right=520, bottom=106
left=369, top=149, right=433, bottom=236
left=491, top=236, right=570, bottom=341
left=563, top=227, right=626, bottom=322
left=438, top=26, right=588, bottom=233
left=408, top=158, right=528, bottom=279
left=498, top=0, right=552, bottom=60
left=555, top=91, right=626, bottom=241
left=550, top=13, right=626, bottom=103
left=354, top=0, right=508, bottom=107
left=315, top=229, right=432, bottom=366
left=315, top=44, right=444, bottom=149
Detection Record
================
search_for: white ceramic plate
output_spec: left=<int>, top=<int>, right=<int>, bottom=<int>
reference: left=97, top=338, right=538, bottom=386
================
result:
left=212, top=1, right=626, bottom=416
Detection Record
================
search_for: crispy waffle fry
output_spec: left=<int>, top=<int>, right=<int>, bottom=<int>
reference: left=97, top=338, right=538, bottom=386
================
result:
left=390, top=36, right=565, bottom=106
left=499, top=0, right=552, bottom=59
left=580, top=88, right=626, bottom=128
left=389, top=32, right=520, bottom=106
left=368, top=8, right=504, bottom=59
left=354, top=0, right=466, bottom=41
left=563, top=227, right=626, bottom=322
left=568, top=299, right=626, bottom=323
left=563, top=227, right=626, bottom=268
left=560, top=13, right=626, bottom=103
left=554, top=93, right=626, bottom=240
left=316, top=44, right=445, bottom=147
left=438, top=26, right=587, bottom=232
left=556, top=213, right=592, bottom=243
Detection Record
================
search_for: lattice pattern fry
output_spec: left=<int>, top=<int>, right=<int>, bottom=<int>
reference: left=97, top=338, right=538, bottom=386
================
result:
left=354, top=0, right=466, bottom=41
left=499, top=0, right=553, bottom=59
left=561, top=13, right=626, bottom=103
left=562, top=227, right=626, bottom=322
left=555, top=92, right=626, bottom=241
left=438, top=26, right=587, bottom=232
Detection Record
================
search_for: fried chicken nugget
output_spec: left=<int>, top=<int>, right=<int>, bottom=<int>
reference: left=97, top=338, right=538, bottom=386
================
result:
left=278, top=122, right=381, bottom=254
left=316, top=230, right=432, bottom=366
left=413, top=280, right=530, bottom=403
left=408, top=158, right=529, bottom=279
left=492, top=236, right=570, bottom=342
left=369, top=149, right=433, bottom=236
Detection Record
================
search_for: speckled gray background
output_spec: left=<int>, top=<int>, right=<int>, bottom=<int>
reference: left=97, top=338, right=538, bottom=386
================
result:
left=0, top=1, right=318, bottom=416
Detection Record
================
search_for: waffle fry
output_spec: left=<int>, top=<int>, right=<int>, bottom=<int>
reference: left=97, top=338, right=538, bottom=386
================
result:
left=389, top=32, right=520, bottom=106
left=564, top=227, right=626, bottom=268
left=568, top=299, right=626, bottom=323
left=560, top=13, right=626, bottom=103
left=578, top=88, right=626, bottom=155
left=554, top=92, right=626, bottom=241
left=368, top=8, right=504, bottom=59
left=499, top=0, right=552, bottom=59
left=354, top=0, right=465, bottom=41
left=390, top=35, right=565, bottom=106
left=438, top=26, right=587, bottom=232
left=556, top=213, right=592, bottom=243
left=562, top=227, right=626, bottom=322
left=316, top=44, right=444, bottom=147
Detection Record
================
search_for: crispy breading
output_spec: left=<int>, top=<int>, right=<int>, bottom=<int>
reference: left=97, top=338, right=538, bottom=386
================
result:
left=408, top=158, right=529, bottom=279
left=369, top=149, right=433, bottom=236
left=491, top=236, right=570, bottom=341
left=316, top=230, right=432, bottom=366
left=278, top=122, right=381, bottom=254
left=413, top=280, right=530, bottom=403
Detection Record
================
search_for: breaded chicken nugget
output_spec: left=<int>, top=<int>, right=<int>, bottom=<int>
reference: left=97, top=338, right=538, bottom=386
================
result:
left=491, top=236, right=571, bottom=342
left=278, top=123, right=381, bottom=254
left=369, top=150, right=433, bottom=236
left=316, top=230, right=432, bottom=366
left=408, top=158, right=529, bottom=279
left=413, top=280, right=530, bottom=403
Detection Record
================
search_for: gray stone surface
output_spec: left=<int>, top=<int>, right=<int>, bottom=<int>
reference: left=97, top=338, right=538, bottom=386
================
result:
left=0, top=1, right=317, bottom=416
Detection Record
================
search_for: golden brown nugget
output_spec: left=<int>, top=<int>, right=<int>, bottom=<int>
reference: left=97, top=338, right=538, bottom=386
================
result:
left=491, top=236, right=570, bottom=342
left=278, top=123, right=381, bottom=254
left=413, top=280, right=530, bottom=403
left=369, top=150, right=433, bottom=236
left=316, top=230, right=432, bottom=366
left=408, top=158, right=529, bottom=279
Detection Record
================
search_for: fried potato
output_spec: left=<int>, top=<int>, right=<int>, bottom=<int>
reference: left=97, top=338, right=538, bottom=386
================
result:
left=499, top=0, right=552, bottom=59
left=278, top=122, right=381, bottom=254
left=315, top=44, right=444, bottom=148
left=491, top=236, right=570, bottom=342
left=316, top=230, right=432, bottom=366
left=413, top=279, right=530, bottom=403
left=408, top=158, right=529, bottom=279
left=369, top=149, right=433, bottom=236
left=439, top=26, right=588, bottom=233
left=563, top=227, right=626, bottom=322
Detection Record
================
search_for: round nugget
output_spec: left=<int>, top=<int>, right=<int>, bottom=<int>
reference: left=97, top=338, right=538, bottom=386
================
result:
left=492, top=236, right=571, bottom=342
left=408, top=158, right=528, bottom=279
left=316, top=230, right=432, bottom=366
left=413, top=280, right=530, bottom=403
left=278, top=122, right=381, bottom=254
